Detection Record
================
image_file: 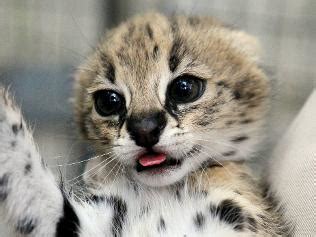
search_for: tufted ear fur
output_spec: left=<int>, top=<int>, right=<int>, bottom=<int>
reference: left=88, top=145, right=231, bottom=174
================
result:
left=227, top=30, right=262, bottom=63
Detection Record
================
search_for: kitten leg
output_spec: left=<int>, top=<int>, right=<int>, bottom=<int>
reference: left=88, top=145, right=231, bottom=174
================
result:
left=0, top=88, right=78, bottom=236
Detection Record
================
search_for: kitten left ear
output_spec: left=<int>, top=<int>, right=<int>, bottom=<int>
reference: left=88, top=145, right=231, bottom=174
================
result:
left=228, top=30, right=262, bottom=63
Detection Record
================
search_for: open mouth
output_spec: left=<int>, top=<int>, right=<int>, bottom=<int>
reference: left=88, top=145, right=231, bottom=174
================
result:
left=136, top=152, right=182, bottom=173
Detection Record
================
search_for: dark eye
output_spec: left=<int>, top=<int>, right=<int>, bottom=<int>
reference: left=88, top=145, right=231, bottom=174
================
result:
left=93, top=90, right=125, bottom=116
left=167, top=75, right=205, bottom=103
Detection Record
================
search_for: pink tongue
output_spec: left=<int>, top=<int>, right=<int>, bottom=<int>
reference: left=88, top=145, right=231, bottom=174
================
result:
left=138, top=153, right=167, bottom=167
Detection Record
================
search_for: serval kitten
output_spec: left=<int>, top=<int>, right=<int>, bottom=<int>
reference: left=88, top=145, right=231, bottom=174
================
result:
left=0, top=13, right=290, bottom=236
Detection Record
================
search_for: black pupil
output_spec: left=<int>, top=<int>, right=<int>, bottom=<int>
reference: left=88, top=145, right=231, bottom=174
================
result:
left=175, top=80, right=193, bottom=98
left=94, top=90, right=122, bottom=116
left=169, top=76, right=203, bottom=103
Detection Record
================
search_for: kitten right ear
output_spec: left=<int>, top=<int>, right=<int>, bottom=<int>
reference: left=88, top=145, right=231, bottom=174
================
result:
left=214, top=26, right=262, bottom=63
left=230, top=31, right=261, bottom=63
left=228, top=30, right=262, bottom=63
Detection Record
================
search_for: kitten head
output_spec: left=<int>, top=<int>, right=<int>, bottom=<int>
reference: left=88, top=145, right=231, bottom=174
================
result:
left=74, top=13, right=269, bottom=187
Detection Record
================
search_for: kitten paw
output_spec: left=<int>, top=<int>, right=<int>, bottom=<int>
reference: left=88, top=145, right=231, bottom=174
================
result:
left=0, top=87, right=24, bottom=136
left=0, top=87, right=29, bottom=169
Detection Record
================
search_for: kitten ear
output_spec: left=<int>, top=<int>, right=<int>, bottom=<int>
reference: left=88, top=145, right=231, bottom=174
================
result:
left=228, top=30, right=262, bottom=63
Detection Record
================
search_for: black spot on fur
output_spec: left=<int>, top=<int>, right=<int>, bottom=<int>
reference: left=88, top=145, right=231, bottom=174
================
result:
left=169, top=37, right=188, bottom=73
left=106, top=63, right=115, bottom=84
left=16, top=218, right=37, bottom=235
left=233, top=90, right=242, bottom=100
left=153, top=44, right=159, bottom=59
left=200, top=190, right=208, bottom=197
left=194, top=212, right=205, bottom=228
left=231, top=136, right=249, bottom=143
left=90, top=195, right=105, bottom=204
left=174, top=181, right=184, bottom=200
left=222, top=151, right=236, bottom=156
left=0, top=173, right=9, bottom=202
left=100, top=53, right=115, bottom=83
left=216, top=81, right=228, bottom=87
left=210, top=199, right=244, bottom=231
left=226, top=120, right=235, bottom=126
left=247, top=216, right=258, bottom=233
left=201, top=159, right=221, bottom=169
left=145, top=23, right=153, bottom=39
left=196, top=120, right=211, bottom=126
left=11, top=140, right=16, bottom=147
left=157, top=217, right=166, bottom=232
left=56, top=194, right=80, bottom=237
left=24, top=163, right=32, bottom=175
left=241, top=119, right=253, bottom=124
left=206, top=107, right=218, bottom=115
left=12, top=124, right=19, bottom=135
left=181, top=104, right=200, bottom=114
left=106, top=196, right=127, bottom=237
left=217, top=89, right=223, bottom=96
left=174, top=132, right=185, bottom=137
left=185, top=145, right=202, bottom=157
left=0, top=174, right=9, bottom=187
left=248, top=103, right=259, bottom=108
left=188, top=17, right=200, bottom=26
left=169, top=41, right=181, bottom=72
left=175, top=189, right=181, bottom=201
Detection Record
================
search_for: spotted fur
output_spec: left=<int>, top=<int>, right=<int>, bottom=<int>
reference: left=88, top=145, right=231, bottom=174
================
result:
left=0, top=12, right=291, bottom=236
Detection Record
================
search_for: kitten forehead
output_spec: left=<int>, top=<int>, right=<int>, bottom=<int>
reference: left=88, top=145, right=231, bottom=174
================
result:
left=83, top=14, right=169, bottom=99
left=90, top=13, right=259, bottom=91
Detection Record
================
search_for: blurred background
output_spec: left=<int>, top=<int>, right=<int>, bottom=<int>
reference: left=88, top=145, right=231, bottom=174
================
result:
left=0, top=0, right=315, bottom=224
left=1, top=0, right=315, bottom=175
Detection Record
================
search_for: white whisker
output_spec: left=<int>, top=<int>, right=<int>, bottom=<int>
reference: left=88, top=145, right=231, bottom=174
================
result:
left=50, top=153, right=108, bottom=167
left=68, top=153, right=115, bottom=185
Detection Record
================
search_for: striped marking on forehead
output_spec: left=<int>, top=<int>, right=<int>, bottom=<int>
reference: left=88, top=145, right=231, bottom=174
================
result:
left=145, top=23, right=154, bottom=40
left=115, top=22, right=162, bottom=68
left=169, top=38, right=186, bottom=72
left=168, top=17, right=188, bottom=72
left=100, top=52, right=115, bottom=84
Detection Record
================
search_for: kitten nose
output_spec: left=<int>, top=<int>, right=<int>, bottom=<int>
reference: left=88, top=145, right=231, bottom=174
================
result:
left=126, top=112, right=167, bottom=148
